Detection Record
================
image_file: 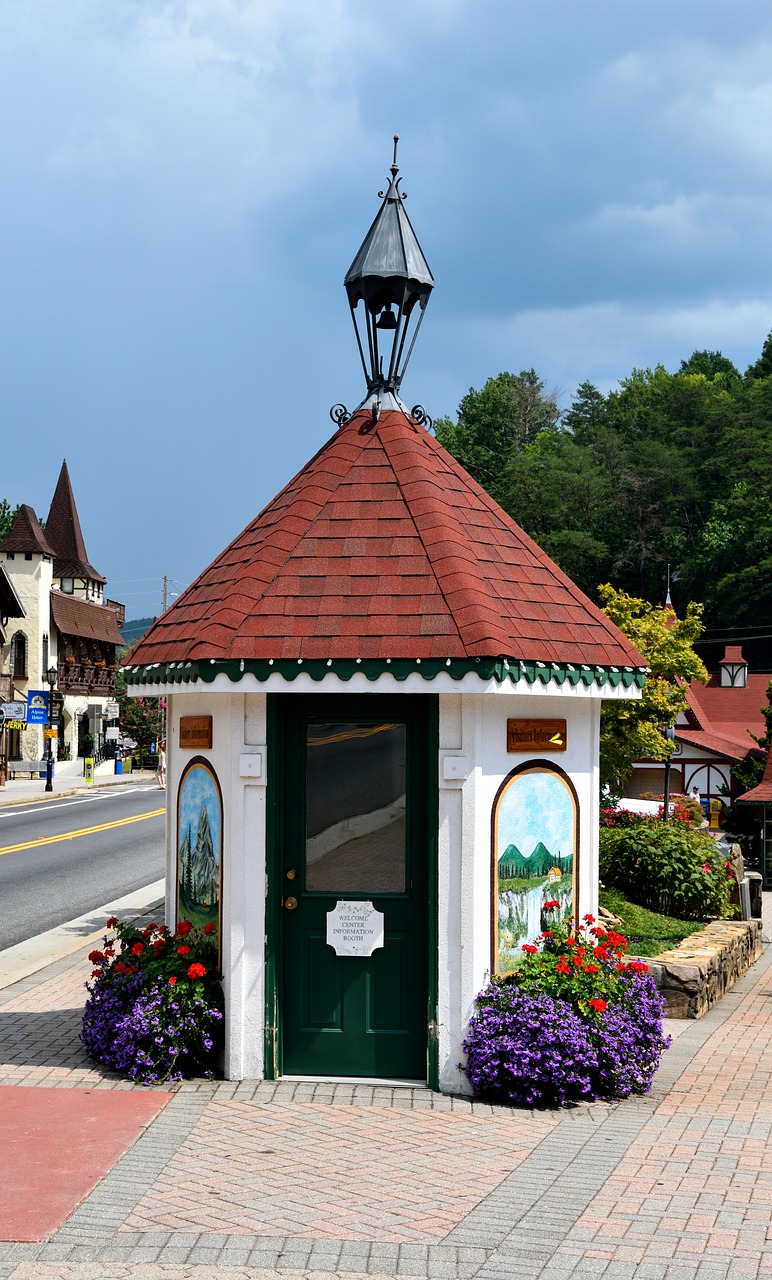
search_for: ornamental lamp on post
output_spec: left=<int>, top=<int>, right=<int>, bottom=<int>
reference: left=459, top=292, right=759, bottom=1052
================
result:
left=343, top=136, right=434, bottom=410
left=44, top=663, right=57, bottom=793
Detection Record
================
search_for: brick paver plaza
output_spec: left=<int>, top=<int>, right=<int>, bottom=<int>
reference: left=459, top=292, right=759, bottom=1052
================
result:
left=0, top=911, right=770, bottom=1280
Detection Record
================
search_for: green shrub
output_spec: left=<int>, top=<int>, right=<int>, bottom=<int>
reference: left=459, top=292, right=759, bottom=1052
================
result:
left=599, top=820, right=732, bottom=920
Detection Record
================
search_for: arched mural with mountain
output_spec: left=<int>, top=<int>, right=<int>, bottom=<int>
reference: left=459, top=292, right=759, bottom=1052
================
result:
left=492, top=762, right=578, bottom=974
left=176, top=757, right=223, bottom=967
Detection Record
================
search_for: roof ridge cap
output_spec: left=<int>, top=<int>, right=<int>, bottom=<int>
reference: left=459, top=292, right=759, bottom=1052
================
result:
left=368, top=416, right=465, bottom=651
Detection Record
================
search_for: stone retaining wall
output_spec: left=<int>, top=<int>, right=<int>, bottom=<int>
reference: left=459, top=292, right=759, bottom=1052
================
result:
left=646, top=919, right=763, bottom=1019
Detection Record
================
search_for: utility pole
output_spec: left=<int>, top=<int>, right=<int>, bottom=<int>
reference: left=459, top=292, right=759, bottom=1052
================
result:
left=162, top=575, right=169, bottom=612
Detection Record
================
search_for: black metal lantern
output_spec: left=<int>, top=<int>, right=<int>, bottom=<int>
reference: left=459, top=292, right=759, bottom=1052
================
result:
left=344, top=137, right=434, bottom=402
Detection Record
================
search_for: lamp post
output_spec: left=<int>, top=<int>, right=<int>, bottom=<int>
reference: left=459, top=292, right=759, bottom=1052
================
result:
left=44, top=663, right=57, bottom=793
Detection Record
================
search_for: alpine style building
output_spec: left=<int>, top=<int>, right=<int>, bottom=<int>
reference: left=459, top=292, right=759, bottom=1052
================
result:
left=0, top=461, right=124, bottom=766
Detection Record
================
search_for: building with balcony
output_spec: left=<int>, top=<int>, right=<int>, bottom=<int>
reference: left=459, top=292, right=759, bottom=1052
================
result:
left=0, top=462, right=124, bottom=763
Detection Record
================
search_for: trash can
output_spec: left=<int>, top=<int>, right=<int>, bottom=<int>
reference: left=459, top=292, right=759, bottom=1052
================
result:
left=746, top=871, right=763, bottom=919
left=114, top=758, right=123, bottom=775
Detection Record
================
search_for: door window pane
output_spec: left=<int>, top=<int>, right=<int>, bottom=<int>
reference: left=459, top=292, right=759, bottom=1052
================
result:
left=306, top=722, right=406, bottom=894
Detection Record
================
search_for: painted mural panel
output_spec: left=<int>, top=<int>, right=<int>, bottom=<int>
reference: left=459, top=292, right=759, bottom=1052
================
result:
left=492, top=764, right=578, bottom=975
left=177, top=757, right=223, bottom=968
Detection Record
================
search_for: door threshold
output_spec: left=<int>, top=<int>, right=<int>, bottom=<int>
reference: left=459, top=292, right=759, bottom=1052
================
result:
left=279, top=1074, right=426, bottom=1089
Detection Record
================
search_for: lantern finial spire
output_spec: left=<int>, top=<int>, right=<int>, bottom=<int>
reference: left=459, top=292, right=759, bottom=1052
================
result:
left=343, top=139, right=434, bottom=404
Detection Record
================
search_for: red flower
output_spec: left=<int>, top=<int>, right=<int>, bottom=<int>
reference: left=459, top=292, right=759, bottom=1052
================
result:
left=556, top=959, right=571, bottom=975
left=572, top=955, right=583, bottom=967
left=153, top=940, right=166, bottom=955
left=565, top=937, right=576, bottom=948
left=203, top=923, right=217, bottom=935
left=105, top=916, right=119, bottom=928
left=589, top=998, right=607, bottom=1013
left=521, top=943, right=538, bottom=954
left=130, top=942, right=145, bottom=956
left=583, top=963, right=600, bottom=974
left=157, top=925, right=169, bottom=936
left=168, top=976, right=177, bottom=985
left=113, top=962, right=129, bottom=973
left=543, top=899, right=560, bottom=910
left=187, top=962, right=206, bottom=979
left=176, top=920, right=192, bottom=937
left=627, top=960, right=649, bottom=974
left=177, top=945, right=191, bottom=955
left=88, top=950, right=104, bottom=964
left=583, top=914, right=596, bottom=924
left=91, top=968, right=102, bottom=978
left=104, top=948, right=115, bottom=958
left=541, top=930, right=553, bottom=937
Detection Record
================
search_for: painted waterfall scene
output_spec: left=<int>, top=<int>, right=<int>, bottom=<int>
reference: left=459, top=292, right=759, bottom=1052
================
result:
left=494, top=768, right=576, bottom=974
left=177, top=761, right=222, bottom=938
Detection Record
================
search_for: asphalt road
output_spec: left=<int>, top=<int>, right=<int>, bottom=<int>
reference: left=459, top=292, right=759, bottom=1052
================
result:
left=0, top=786, right=166, bottom=951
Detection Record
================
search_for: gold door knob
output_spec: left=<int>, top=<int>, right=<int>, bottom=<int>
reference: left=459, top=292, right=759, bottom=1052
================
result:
left=286, top=869, right=297, bottom=881
left=284, top=897, right=298, bottom=911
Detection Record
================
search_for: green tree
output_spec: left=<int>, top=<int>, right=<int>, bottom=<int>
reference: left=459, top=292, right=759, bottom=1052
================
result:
left=115, top=668, right=164, bottom=757
left=598, top=584, right=708, bottom=797
left=0, top=499, right=19, bottom=542
left=434, top=370, right=561, bottom=505
left=745, top=329, right=772, bottom=381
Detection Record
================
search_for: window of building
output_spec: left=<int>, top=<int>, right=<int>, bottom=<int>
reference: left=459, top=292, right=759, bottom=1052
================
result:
left=10, top=631, right=27, bottom=678
left=61, top=578, right=74, bottom=594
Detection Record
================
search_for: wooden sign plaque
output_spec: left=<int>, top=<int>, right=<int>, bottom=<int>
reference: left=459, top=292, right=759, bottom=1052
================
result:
left=506, top=718, right=567, bottom=753
left=179, top=716, right=213, bottom=750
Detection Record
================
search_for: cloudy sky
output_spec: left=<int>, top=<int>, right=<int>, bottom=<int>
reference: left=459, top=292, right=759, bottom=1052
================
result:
left=2, top=0, right=771, bottom=620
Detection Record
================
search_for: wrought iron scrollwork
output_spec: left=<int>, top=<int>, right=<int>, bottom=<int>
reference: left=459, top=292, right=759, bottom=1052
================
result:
left=330, top=404, right=351, bottom=427
left=410, top=404, right=433, bottom=430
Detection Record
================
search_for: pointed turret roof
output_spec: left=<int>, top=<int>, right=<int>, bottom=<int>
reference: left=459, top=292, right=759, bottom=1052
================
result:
left=344, top=173, right=434, bottom=295
left=0, top=504, right=55, bottom=558
left=44, top=461, right=106, bottom=584
left=126, top=408, right=646, bottom=676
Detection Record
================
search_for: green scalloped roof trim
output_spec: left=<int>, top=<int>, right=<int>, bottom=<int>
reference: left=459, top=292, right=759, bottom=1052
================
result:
left=123, top=657, right=647, bottom=691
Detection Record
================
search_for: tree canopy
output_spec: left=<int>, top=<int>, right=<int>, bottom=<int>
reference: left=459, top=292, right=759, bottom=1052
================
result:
left=434, top=335, right=772, bottom=630
left=597, top=585, right=707, bottom=796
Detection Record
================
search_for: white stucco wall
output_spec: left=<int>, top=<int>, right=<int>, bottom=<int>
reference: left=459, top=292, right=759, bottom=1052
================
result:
left=160, top=681, right=608, bottom=1087
left=166, top=689, right=267, bottom=1080
left=436, top=691, right=600, bottom=1094
left=3, top=552, right=53, bottom=760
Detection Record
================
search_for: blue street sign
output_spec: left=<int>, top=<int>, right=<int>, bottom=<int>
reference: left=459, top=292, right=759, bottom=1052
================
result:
left=27, top=691, right=49, bottom=724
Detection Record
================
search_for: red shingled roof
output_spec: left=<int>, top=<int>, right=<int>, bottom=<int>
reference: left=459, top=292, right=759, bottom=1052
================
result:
left=127, top=408, right=646, bottom=669
left=678, top=674, right=769, bottom=762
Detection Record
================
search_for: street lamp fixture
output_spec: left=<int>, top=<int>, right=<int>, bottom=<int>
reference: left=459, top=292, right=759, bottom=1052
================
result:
left=44, top=663, right=57, bottom=794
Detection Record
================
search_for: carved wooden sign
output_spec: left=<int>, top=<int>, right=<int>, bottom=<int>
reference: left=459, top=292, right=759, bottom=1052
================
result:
left=506, top=718, right=567, bottom=753
left=179, top=716, right=213, bottom=750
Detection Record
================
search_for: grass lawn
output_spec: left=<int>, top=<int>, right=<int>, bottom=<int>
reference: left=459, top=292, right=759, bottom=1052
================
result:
left=599, top=887, right=706, bottom=958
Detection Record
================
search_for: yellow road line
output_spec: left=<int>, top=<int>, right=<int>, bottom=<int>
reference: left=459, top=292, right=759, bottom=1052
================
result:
left=0, top=808, right=166, bottom=858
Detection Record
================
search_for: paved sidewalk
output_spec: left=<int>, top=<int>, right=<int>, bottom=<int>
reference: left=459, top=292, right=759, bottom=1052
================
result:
left=0, top=904, right=770, bottom=1279
left=0, top=764, right=159, bottom=809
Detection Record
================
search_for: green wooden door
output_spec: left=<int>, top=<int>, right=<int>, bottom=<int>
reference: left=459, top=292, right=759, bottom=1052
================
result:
left=276, top=694, right=431, bottom=1080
